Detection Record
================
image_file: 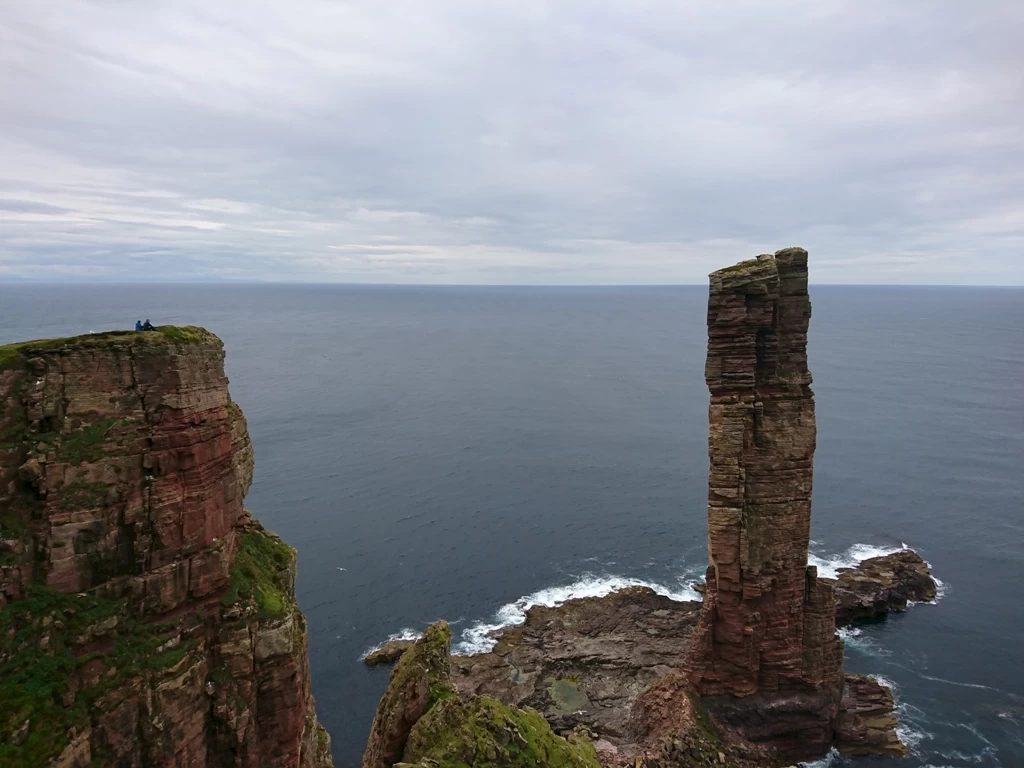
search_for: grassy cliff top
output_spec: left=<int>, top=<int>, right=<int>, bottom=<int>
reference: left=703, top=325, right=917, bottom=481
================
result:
left=0, top=326, right=220, bottom=369
left=709, top=257, right=773, bottom=280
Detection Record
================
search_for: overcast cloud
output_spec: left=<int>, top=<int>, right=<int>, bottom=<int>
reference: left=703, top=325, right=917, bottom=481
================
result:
left=1, top=1, right=1021, bottom=284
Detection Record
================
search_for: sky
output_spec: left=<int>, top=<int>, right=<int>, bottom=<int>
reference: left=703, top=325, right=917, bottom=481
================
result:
left=1, top=1, right=1021, bottom=285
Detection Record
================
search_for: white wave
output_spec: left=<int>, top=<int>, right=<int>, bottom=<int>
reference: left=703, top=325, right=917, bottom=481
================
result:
left=454, top=573, right=702, bottom=655
left=799, top=747, right=840, bottom=767
left=873, top=674, right=898, bottom=692
left=367, top=541, right=942, bottom=660
left=928, top=575, right=948, bottom=603
left=359, top=627, right=423, bottom=660
left=808, top=541, right=908, bottom=579
left=895, top=700, right=933, bottom=753
left=837, top=625, right=891, bottom=658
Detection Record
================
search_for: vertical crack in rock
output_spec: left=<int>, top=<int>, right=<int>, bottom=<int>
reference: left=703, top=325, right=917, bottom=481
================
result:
left=686, top=248, right=844, bottom=761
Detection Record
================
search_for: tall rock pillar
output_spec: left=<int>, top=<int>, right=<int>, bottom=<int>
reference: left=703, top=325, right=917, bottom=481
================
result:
left=687, top=248, right=843, bottom=759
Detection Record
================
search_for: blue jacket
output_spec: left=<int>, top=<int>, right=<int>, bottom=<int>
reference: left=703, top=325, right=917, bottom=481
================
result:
left=135, top=321, right=142, bottom=331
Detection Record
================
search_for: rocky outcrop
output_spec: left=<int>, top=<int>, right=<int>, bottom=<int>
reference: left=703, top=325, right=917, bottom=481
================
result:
left=452, top=587, right=702, bottom=742
left=364, top=639, right=417, bottom=667
left=679, top=248, right=844, bottom=760
left=363, top=622, right=454, bottom=768
left=364, top=620, right=601, bottom=768
left=0, top=328, right=332, bottom=767
left=834, top=674, right=908, bottom=756
left=830, top=550, right=937, bottom=625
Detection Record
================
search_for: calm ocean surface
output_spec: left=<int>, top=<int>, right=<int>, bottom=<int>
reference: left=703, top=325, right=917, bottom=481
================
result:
left=1, top=283, right=1021, bottom=767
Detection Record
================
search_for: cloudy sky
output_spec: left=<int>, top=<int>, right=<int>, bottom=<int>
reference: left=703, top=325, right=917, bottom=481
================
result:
left=1, top=1, right=1021, bottom=284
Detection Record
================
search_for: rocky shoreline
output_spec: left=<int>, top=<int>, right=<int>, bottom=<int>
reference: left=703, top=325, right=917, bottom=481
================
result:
left=358, top=249, right=940, bottom=768
left=366, top=548, right=937, bottom=763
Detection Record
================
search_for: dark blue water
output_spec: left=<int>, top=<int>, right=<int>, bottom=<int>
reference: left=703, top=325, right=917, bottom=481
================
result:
left=1, top=284, right=1021, bottom=768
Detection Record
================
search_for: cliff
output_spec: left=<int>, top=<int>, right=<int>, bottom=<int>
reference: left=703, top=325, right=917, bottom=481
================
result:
left=0, top=328, right=333, bottom=767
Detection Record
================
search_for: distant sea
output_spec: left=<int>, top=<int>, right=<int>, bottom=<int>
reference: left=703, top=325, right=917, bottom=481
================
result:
left=1, top=283, right=1021, bottom=768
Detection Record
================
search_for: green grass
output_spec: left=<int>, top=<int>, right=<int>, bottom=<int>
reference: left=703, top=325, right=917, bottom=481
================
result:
left=0, top=326, right=219, bottom=371
left=712, top=257, right=767, bottom=278
left=55, top=420, right=119, bottom=465
left=222, top=531, right=295, bottom=619
left=153, top=326, right=212, bottom=344
left=0, top=586, right=196, bottom=768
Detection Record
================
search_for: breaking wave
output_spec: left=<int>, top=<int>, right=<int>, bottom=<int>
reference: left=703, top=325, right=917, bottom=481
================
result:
left=454, top=572, right=703, bottom=655
left=807, top=541, right=909, bottom=579
left=799, top=747, right=840, bottom=767
left=366, top=540, right=944, bottom=658
left=359, top=627, right=422, bottom=660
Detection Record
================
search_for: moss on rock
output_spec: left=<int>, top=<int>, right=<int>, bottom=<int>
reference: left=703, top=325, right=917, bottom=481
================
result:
left=222, top=529, right=295, bottom=619
left=365, top=620, right=600, bottom=768
left=0, top=586, right=195, bottom=768
left=403, top=695, right=601, bottom=768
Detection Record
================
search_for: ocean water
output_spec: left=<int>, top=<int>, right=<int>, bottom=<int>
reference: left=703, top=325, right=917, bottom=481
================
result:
left=1, top=283, right=1021, bottom=768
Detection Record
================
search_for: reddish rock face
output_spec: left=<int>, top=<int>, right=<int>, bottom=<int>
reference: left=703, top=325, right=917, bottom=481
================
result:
left=0, top=329, right=249, bottom=604
left=686, top=249, right=844, bottom=760
left=834, top=674, right=908, bottom=756
left=0, top=328, right=333, bottom=768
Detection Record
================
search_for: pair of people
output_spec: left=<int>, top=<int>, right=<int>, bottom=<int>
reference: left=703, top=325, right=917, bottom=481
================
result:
left=135, top=319, right=154, bottom=331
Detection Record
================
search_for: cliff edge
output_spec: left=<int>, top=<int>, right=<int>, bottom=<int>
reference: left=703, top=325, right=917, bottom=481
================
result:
left=0, top=327, right=333, bottom=767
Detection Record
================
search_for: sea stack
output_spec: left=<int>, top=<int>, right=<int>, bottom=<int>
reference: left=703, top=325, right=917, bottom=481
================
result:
left=686, top=247, right=844, bottom=759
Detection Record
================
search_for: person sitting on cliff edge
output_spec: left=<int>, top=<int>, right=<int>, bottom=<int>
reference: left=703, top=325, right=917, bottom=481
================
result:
left=141, top=319, right=154, bottom=331
left=135, top=320, right=143, bottom=331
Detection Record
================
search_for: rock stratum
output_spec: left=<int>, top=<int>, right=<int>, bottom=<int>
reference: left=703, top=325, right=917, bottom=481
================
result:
left=363, top=248, right=937, bottom=768
left=0, top=328, right=333, bottom=768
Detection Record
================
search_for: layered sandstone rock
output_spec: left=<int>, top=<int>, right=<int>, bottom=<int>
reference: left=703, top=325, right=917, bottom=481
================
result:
left=834, top=674, right=908, bottom=756
left=681, top=249, right=841, bottom=760
left=0, top=328, right=332, bottom=768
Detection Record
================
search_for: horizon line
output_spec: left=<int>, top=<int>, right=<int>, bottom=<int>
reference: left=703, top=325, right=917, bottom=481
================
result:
left=0, top=279, right=1020, bottom=289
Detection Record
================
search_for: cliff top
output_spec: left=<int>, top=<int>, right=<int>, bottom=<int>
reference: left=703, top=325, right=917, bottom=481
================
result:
left=708, top=247, right=808, bottom=282
left=0, top=325, right=220, bottom=370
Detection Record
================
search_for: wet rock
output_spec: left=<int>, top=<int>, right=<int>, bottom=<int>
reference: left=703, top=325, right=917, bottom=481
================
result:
left=829, top=550, right=937, bottom=625
left=451, top=587, right=702, bottom=740
left=364, top=639, right=416, bottom=667
left=834, top=674, right=908, bottom=756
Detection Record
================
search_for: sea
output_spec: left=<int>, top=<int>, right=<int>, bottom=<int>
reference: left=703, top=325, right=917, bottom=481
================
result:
left=1, top=283, right=1021, bottom=768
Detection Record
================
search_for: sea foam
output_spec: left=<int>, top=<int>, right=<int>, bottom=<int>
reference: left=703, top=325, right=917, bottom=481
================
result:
left=365, top=541, right=943, bottom=658
left=454, top=572, right=703, bottom=655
